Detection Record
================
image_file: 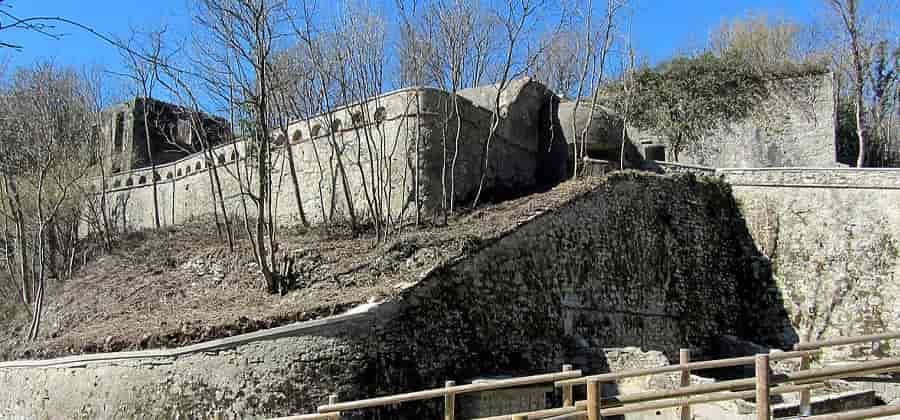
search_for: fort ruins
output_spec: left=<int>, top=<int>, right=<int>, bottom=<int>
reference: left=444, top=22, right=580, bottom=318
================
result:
left=2, top=70, right=899, bottom=419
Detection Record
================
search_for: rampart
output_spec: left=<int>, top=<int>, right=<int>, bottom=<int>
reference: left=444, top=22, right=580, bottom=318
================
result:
left=93, top=82, right=560, bottom=231
left=90, top=73, right=839, bottom=232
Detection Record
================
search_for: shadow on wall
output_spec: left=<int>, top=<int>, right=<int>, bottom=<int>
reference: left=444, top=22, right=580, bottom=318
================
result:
left=696, top=193, right=799, bottom=383
left=533, top=96, right=648, bottom=196
left=338, top=173, right=799, bottom=419
left=555, top=99, right=645, bottom=173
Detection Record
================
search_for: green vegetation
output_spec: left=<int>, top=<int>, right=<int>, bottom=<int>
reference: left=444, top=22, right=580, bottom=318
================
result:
left=615, top=53, right=768, bottom=161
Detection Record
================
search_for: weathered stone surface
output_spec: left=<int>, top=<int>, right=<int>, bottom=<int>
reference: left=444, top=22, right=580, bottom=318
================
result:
left=95, top=82, right=570, bottom=232
left=100, top=97, right=230, bottom=173
left=557, top=100, right=643, bottom=168
left=2, top=173, right=788, bottom=419
left=724, top=168, right=900, bottom=359
left=458, top=77, right=569, bottom=187
left=630, top=72, right=837, bottom=168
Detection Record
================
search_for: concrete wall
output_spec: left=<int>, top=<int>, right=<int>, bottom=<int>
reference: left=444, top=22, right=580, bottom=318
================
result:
left=724, top=168, right=900, bottom=359
left=630, top=72, right=837, bottom=168
left=3, top=173, right=788, bottom=419
left=93, top=86, right=553, bottom=231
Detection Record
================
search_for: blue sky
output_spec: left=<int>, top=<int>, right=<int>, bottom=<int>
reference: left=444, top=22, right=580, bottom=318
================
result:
left=1, top=0, right=833, bottom=82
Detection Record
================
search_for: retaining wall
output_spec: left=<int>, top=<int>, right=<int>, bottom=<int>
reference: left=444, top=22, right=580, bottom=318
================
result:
left=1, top=173, right=784, bottom=419
left=723, top=168, right=900, bottom=358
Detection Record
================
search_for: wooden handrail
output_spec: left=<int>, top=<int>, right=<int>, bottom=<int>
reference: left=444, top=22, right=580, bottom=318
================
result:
left=269, top=414, right=339, bottom=420
left=756, top=354, right=770, bottom=420
left=544, top=412, right=586, bottom=420
left=598, top=383, right=824, bottom=417
left=555, top=349, right=817, bottom=387
left=473, top=403, right=586, bottom=420
left=601, top=357, right=900, bottom=406
left=316, top=370, right=581, bottom=413
left=278, top=330, right=900, bottom=420
left=803, top=403, right=900, bottom=419
left=794, top=331, right=900, bottom=351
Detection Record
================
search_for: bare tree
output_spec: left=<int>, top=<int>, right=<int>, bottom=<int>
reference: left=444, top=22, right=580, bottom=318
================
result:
left=535, top=30, right=583, bottom=98
left=117, top=29, right=165, bottom=229
left=471, top=0, right=546, bottom=207
left=710, top=13, right=814, bottom=72
left=81, top=67, right=120, bottom=251
left=0, top=62, right=95, bottom=340
left=566, top=0, right=624, bottom=177
left=826, top=0, right=868, bottom=167
left=193, top=0, right=290, bottom=293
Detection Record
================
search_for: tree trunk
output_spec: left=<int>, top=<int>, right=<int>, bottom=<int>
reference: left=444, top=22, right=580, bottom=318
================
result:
left=141, top=99, right=162, bottom=229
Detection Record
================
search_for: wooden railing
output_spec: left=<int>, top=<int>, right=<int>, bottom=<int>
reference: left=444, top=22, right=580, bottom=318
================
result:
left=271, top=331, right=900, bottom=420
left=271, top=367, right=581, bottom=420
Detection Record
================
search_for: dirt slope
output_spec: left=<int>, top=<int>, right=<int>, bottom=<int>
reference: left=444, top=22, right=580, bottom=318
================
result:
left=0, top=178, right=604, bottom=361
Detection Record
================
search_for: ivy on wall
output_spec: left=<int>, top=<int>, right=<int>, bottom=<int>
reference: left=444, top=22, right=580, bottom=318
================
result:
left=608, top=53, right=828, bottom=162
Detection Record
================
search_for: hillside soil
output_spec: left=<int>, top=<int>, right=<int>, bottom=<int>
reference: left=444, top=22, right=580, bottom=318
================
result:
left=0, top=178, right=604, bottom=361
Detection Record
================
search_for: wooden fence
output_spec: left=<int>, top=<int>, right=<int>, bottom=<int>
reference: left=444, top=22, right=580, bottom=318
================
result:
left=272, top=331, right=900, bottom=420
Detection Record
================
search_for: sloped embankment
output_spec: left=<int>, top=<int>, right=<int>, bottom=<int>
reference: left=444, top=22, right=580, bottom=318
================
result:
left=0, top=172, right=791, bottom=419
left=0, top=177, right=605, bottom=361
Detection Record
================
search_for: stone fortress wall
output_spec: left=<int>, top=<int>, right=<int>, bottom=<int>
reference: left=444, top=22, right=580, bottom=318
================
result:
left=4, top=72, right=895, bottom=419
left=93, top=72, right=838, bottom=233
left=1, top=173, right=786, bottom=419
left=646, top=163, right=900, bottom=357
left=95, top=81, right=561, bottom=231
left=88, top=70, right=900, bottom=363
left=630, top=72, right=837, bottom=168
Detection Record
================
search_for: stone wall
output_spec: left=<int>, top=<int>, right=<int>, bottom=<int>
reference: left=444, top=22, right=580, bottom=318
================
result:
left=99, top=98, right=229, bottom=173
left=3, top=173, right=789, bottom=419
left=723, top=168, right=900, bottom=359
left=630, top=72, right=837, bottom=168
left=93, top=85, right=556, bottom=231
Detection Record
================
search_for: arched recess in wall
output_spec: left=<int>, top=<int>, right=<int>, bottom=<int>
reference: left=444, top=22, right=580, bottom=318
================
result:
left=310, top=124, right=322, bottom=137
left=166, top=172, right=173, bottom=180
left=230, top=151, right=239, bottom=161
left=177, top=168, right=183, bottom=177
left=331, top=119, right=342, bottom=132
left=351, top=111, right=364, bottom=126
left=291, top=130, right=302, bottom=144
left=217, top=154, right=225, bottom=164
left=186, top=166, right=192, bottom=174
left=153, top=172, right=161, bottom=181
left=195, top=162, right=202, bottom=171
left=113, top=179, right=122, bottom=188
left=138, top=176, right=147, bottom=185
left=275, top=134, right=286, bottom=146
left=374, top=107, right=386, bottom=123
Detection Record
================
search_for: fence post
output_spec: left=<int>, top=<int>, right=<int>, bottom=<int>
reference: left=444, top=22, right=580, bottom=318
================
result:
left=445, top=380, right=456, bottom=420
left=322, top=394, right=339, bottom=418
left=587, top=379, right=600, bottom=420
left=795, top=344, right=812, bottom=416
left=562, top=364, right=574, bottom=407
left=680, top=348, right=692, bottom=420
left=756, top=354, right=770, bottom=420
